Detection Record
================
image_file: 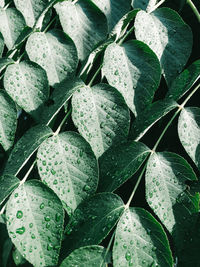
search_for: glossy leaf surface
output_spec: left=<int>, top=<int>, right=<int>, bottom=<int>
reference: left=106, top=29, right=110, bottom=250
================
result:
left=0, top=174, right=19, bottom=205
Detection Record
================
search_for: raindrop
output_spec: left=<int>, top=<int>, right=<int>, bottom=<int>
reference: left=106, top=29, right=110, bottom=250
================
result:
left=55, top=213, right=61, bottom=222
left=31, top=234, right=36, bottom=239
left=16, top=226, right=25, bottom=235
left=83, top=185, right=91, bottom=192
left=45, top=216, right=50, bottom=222
left=40, top=203, right=45, bottom=209
left=125, top=251, right=131, bottom=261
left=47, top=243, right=53, bottom=251
left=16, top=210, right=23, bottom=219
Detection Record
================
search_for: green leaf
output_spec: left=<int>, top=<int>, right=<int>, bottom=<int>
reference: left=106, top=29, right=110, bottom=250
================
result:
left=98, top=141, right=150, bottom=192
left=91, top=0, right=131, bottom=32
left=110, top=10, right=139, bottom=42
left=0, top=0, right=4, bottom=8
left=61, top=192, right=124, bottom=258
left=0, top=32, right=3, bottom=57
left=113, top=207, right=173, bottom=267
left=132, top=0, right=157, bottom=12
left=37, top=131, right=98, bottom=214
left=134, top=8, right=193, bottom=86
left=12, top=248, right=26, bottom=266
left=3, top=60, right=49, bottom=118
left=0, top=174, right=19, bottom=205
left=60, top=245, right=107, bottom=267
left=0, top=90, right=17, bottom=151
left=146, top=152, right=197, bottom=232
left=55, top=0, right=107, bottom=60
left=0, top=7, right=26, bottom=50
left=102, top=40, right=161, bottom=115
left=0, top=58, right=15, bottom=74
left=26, top=29, right=78, bottom=87
left=6, top=179, right=64, bottom=267
left=166, top=59, right=200, bottom=101
left=130, top=99, right=178, bottom=140
left=39, top=78, right=84, bottom=125
left=3, top=125, right=53, bottom=176
left=178, top=107, right=200, bottom=169
left=72, top=83, right=130, bottom=158
left=13, top=0, right=49, bottom=27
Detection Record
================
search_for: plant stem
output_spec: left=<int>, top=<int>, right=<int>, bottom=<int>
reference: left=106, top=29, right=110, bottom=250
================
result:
left=54, top=106, right=72, bottom=136
left=20, top=160, right=36, bottom=185
left=187, top=0, right=200, bottom=23
left=100, top=229, right=116, bottom=267
left=88, top=63, right=103, bottom=87
left=148, top=0, right=166, bottom=13
left=118, top=25, right=135, bottom=45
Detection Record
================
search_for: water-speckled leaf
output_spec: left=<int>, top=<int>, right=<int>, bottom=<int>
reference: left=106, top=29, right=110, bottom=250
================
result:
left=166, top=60, right=200, bottom=101
left=60, top=245, right=107, bottom=267
left=4, top=60, right=49, bottom=118
left=72, top=83, right=130, bottom=158
left=0, top=90, right=17, bottom=151
left=98, top=141, right=150, bottom=192
left=132, top=0, right=157, bottom=11
left=178, top=107, right=200, bottom=170
left=37, top=131, right=98, bottom=214
left=0, top=8, right=26, bottom=50
left=130, top=99, right=178, bottom=140
left=0, top=58, right=14, bottom=74
left=91, top=0, right=131, bottom=32
left=39, top=78, right=84, bottom=125
left=146, top=152, right=197, bottom=232
left=0, top=175, right=19, bottom=205
left=61, top=193, right=124, bottom=259
left=55, top=0, right=107, bottom=60
left=102, top=40, right=161, bottom=115
left=0, top=32, right=3, bottom=56
left=26, top=29, right=78, bottom=87
left=134, top=8, right=193, bottom=86
left=13, top=0, right=49, bottom=27
left=113, top=207, right=173, bottom=267
left=4, top=125, right=53, bottom=176
left=6, top=180, right=64, bottom=267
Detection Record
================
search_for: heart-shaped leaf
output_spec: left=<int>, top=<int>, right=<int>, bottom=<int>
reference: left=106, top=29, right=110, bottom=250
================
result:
left=6, top=180, right=64, bottom=267
left=113, top=207, right=173, bottom=267
left=0, top=90, right=17, bottom=151
left=26, top=29, right=78, bottom=87
left=102, top=40, right=161, bottom=115
left=37, top=131, right=98, bottom=214
left=72, top=83, right=130, bottom=158
left=134, top=8, right=193, bottom=86
left=55, top=0, right=107, bottom=60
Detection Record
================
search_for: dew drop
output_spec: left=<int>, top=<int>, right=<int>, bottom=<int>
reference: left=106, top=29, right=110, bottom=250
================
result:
left=47, top=243, right=53, bottom=251
left=125, top=251, right=131, bottom=261
left=16, top=226, right=25, bottom=235
left=31, top=233, right=36, bottom=239
left=83, top=185, right=91, bottom=192
left=16, top=210, right=23, bottom=219
left=45, top=216, right=50, bottom=222
left=40, top=203, right=45, bottom=209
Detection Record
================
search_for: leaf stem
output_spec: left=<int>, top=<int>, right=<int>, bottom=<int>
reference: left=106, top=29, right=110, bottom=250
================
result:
left=118, top=25, right=135, bottom=45
left=54, top=106, right=72, bottom=136
left=88, top=63, right=103, bottom=87
left=20, top=160, right=36, bottom=185
left=100, top=229, right=116, bottom=267
left=148, top=0, right=166, bottom=13
left=187, top=0, right=200, bottom=23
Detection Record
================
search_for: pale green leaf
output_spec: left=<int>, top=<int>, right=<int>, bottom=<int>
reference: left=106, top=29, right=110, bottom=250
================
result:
left=0, top=32, right=3, bottom=57
left=0, top=58, right=15, bottom=74
left=178, top=107, right=200, bottom=169
left=146, top=152, right=197, bottom=232
left=132, top=0, right=157, bottom=12
left=37, top=131, right=98, bottom=213
left=3, top=60, right=49, bottom=118
left=6, top=180, right=64, bottom=267
left=166, top=59, right=200, bottom=101
left=0, top=7, right=26, bottom=50
left=134, top=8, right=193, bottom=86
left=39, top=78, right=84, bottom=125
left=61, top=193, right=124, bottom=259
left=113, top=207, right=173, bottom=267
left=102, top=40, right=161, bottom=115
left=55, top=0, right=107, bottom=60
left=98, top=141, right=150, bottom=192
left=0, top=90, right=17, bottom=151
left=130, top=99, right=178, bottom=140
left=13, top=0, right=49, bottom=27
left=60, top=245, right=106, bottom=267
left=72, top=83, right=130, bottom=158
left=0, top=0, right=4, bottom=8
left=0, top=174, right=19, bottom=205
left=26, top=29, right=78, bottom=87
left=4, top=125, right=53, bottom=176
left=91, top=0, right=131, bottom=32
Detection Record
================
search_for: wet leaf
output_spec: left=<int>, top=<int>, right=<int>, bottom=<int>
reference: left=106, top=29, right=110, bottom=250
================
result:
left=0, top=90, right=17, bottom=151
left=102, top=40, right=161, bottom=115
left=0, top=174, right=19, bottom=205
left=6, top=180, right=64, bottom=267
left=37, top=131, right=98, bottom=213
left=132, top=0, right=157, bottom=12
left=0, top=58, right=15, bottom=74
left=26, top=29, right=78, bottom=87
left=98, top=141, right=150, bottom=192
left=135, top=8, right=193, bottom=86
left=113, top=207, right=173, bottom=267
left=72, top=83, right=130, bottom=158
